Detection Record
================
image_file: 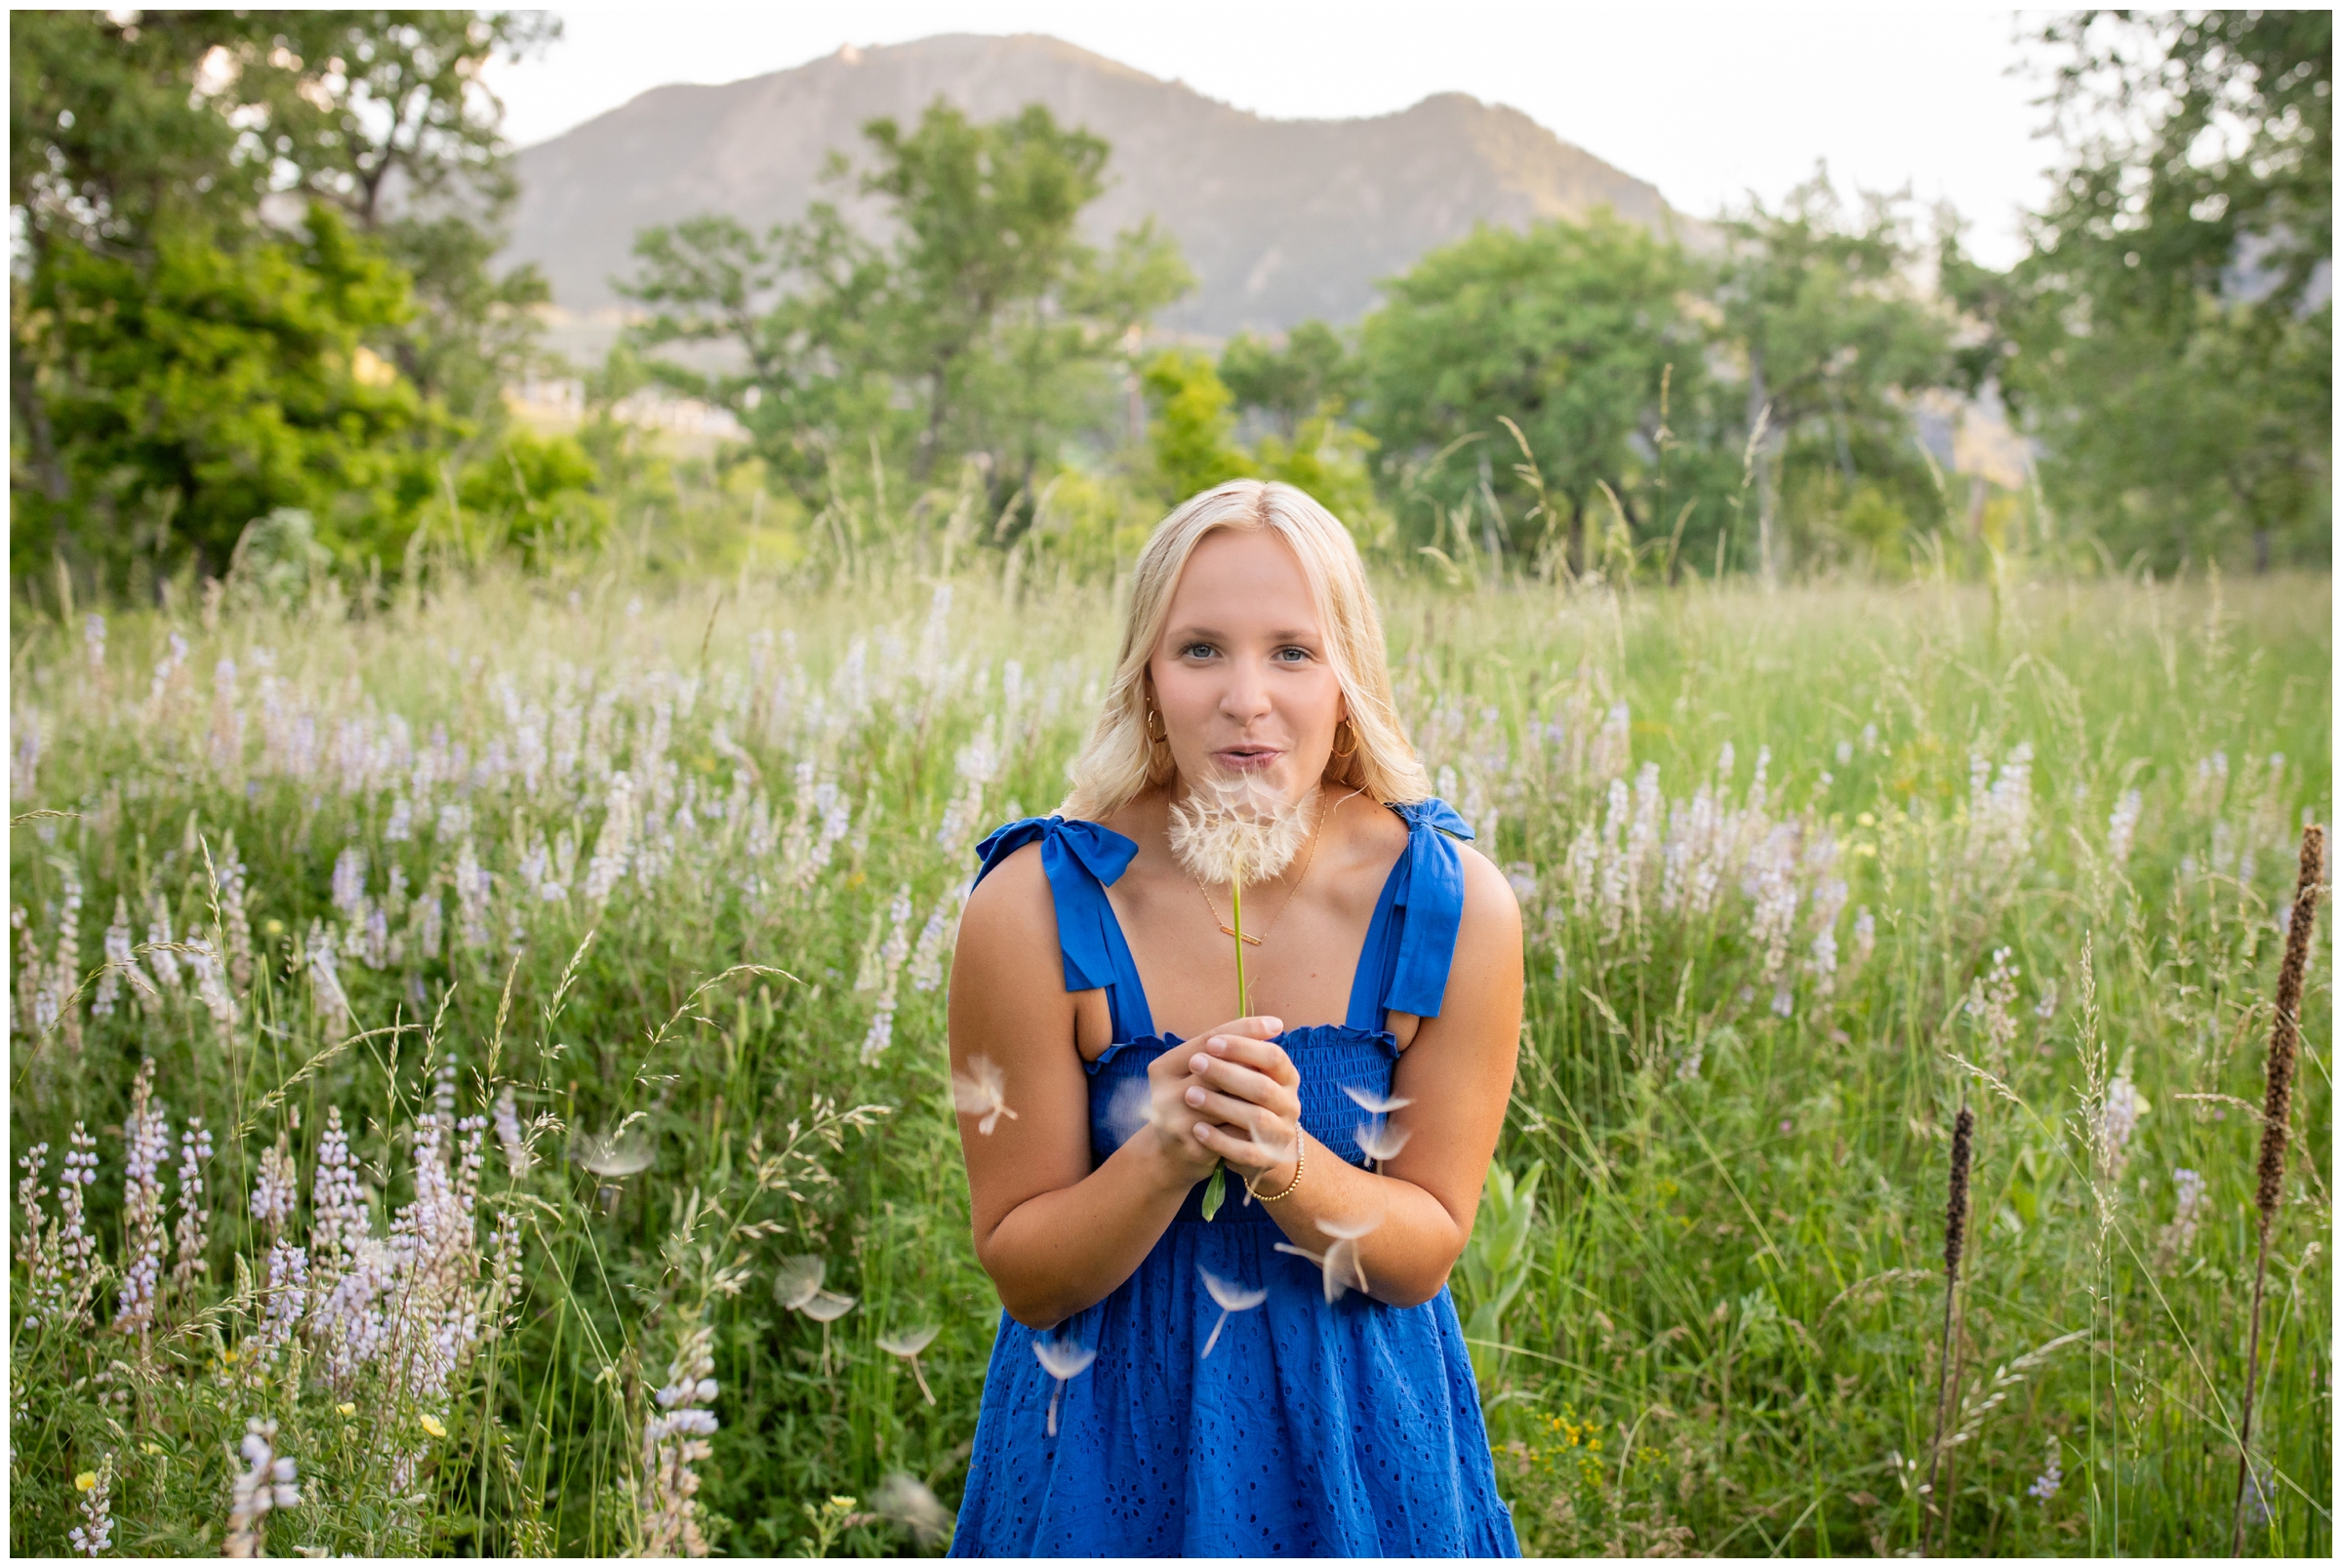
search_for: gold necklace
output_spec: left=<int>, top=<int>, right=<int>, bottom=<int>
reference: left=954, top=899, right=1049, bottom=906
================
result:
left=1187, top=788, right=1351, bottom=947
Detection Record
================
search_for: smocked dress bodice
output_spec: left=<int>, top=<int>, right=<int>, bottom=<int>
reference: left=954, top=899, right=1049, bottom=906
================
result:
left=949, top=800, right=1519, bottom=1557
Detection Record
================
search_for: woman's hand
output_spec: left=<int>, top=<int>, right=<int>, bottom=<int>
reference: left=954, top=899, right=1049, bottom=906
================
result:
left=1142, top=1015, right=1284, bottom=1183
left=1179, top=1025, right=1304, bottom=1186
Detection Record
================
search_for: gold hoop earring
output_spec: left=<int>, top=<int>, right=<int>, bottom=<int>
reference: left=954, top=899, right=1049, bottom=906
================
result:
left=1330, top=719, right=1358, bottom=759
left=1145, top=706, right=1170, bottom=748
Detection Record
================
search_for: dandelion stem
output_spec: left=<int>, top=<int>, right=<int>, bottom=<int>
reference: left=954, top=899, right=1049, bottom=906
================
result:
left=2231, top=824, right=2322, bottom=1553
left=1232, top=877, right=1246, bottom=1014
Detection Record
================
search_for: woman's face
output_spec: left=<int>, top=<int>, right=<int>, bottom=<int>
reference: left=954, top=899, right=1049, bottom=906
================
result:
left=1148, top=527, right=1346, bottom=804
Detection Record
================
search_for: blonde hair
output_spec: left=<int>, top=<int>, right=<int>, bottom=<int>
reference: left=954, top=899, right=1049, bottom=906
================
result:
left=1062, top=479, right=1430, bottom=821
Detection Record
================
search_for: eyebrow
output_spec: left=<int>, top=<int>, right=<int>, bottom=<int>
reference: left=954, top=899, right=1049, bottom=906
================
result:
left=1167, top=623, right=1323, bottom=642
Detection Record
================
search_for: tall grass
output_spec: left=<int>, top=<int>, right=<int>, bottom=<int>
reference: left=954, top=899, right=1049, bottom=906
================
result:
left=8, top=557, right=2329, bottom=1555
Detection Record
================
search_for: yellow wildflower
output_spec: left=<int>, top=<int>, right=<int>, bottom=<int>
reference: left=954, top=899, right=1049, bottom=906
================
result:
left=75, top=1471, right=98, bottom=1491
left=337, top=1402, right=356, bottom=1417
left=419, top=1413, right=447, bottom=1438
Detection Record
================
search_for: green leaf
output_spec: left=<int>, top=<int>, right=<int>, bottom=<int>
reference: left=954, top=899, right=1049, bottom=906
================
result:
left=1200, top=1161, right=1226, bottom=1222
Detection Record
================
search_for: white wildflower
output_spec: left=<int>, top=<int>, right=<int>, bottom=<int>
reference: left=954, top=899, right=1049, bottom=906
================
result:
left=2106, top=788, right=2144, bottom=870
left=222, top=1418, right=299, bottom=1557
left=69, top=1453, right=114, bottom=1556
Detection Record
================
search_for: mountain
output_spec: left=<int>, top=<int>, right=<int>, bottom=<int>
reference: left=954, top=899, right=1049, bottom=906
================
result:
left=505, top=32, right=1691, bottom=337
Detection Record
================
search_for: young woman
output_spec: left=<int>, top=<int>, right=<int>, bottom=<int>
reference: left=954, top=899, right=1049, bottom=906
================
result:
left=946, top=480, right=1523, bottom=1555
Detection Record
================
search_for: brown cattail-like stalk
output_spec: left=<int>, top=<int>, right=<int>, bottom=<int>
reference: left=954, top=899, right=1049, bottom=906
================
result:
left=1926, top=1104, right=1975, bottom=1550
left=2233, top=824, right=2323, bottom=1552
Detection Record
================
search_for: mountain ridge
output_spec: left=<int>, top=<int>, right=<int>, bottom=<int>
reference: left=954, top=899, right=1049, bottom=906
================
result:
left=504, top=32, right=1692, bottom=336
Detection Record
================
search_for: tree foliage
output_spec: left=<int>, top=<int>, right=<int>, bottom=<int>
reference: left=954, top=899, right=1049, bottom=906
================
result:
left=1715, top=175, right=1954, bottom=578
left=1947, top=10, right=2331, bottom=569
left=10, top=10, right=558, bottom=586
left=621, top=100, right=1192, bottom=517
left=1357, top=213, right=1710, bottom=568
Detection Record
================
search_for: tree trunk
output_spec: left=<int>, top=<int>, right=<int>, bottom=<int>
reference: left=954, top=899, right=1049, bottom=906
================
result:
left=10, top=336, right=70, bottom=502
left=1746, top=351, right=1778, bottom=586
left=914, top=363, right=949, bottom=482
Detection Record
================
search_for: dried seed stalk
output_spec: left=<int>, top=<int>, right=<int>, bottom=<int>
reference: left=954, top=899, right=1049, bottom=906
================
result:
left=2232, top=824, right=2322, bottom=1552
left=1926, top=1103, right=1974, bottom=1550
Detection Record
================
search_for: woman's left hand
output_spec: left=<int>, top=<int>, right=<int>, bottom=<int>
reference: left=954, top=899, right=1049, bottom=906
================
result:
left=1183, top=1032, right=1304, bottom=1183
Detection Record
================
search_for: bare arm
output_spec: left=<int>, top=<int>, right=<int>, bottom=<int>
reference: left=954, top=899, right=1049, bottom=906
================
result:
left=1184, top=844, right=1522, bottom=1307
left=947, top=843, right=1270, bottom=1328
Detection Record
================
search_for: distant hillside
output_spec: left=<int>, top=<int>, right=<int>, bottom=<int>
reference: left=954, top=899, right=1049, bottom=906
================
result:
left=505, top=32, right=1693, bottom=336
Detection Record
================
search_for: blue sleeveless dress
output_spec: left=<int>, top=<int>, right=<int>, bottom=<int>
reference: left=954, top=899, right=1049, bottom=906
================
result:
left=949, top=799, right=1521, bottom=1557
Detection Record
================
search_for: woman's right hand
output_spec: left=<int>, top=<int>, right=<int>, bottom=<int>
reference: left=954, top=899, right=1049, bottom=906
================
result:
left=1143, top=1015, right=1283, bottom=1184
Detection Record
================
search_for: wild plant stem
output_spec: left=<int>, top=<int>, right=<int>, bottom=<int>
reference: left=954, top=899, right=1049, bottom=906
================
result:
left=2232, top=824, right=2321, bottom=1553
left=1926, top=1277, right=1960, bottom=1551
left=2231, top=1222, right=2275, bottom=1555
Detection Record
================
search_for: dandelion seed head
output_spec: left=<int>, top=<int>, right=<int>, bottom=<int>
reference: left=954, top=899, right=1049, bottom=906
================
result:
left=1168, top=775, right=1312, bottom=888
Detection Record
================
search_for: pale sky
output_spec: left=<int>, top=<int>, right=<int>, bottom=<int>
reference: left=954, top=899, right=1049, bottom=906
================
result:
left=488, top=5, right=2062, bottom=267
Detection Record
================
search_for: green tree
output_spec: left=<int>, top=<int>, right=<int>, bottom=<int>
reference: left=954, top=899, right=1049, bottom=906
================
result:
left=1713, top=174, right=1952, bottom=581
left=10, top=11, right=553, bottom=585
left=1358, top=213, right=1705, bottom=571
left=1219, top=320, right=1362, bottom=437
left=17, top=205, right=433, bottom=580
left=1946, top=11, right=2330, bottom=570
left=1144, top=349, right=1254, bottom=503
left=180, top=11, right=562, bottom=420
left=621, top=100, right=1191, bottom=516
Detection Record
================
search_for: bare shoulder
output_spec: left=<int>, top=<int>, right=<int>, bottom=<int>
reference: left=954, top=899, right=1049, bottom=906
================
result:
left=1453, top=840, right=1523, bottom=947
left=956, top=840, right=1057, bottom=962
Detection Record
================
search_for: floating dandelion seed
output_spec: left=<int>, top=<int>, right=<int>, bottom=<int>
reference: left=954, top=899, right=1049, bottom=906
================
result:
left=1103, top=1076, right=1155, bottom=1149
left=1315, top=1211, right=1385, bottom=1301
left=1032, top=1336, right=1097, bottom=1438
left=800, top=1290, right=857, bottom=1323
left=870, top=1471, right=953, bottom=1547
left=1272, top=1239, right=1352, bottom=1303
left=1353, top=1117, right=1412, bottom=1171
left=571, top=1129, right=654, bottom=1179
left=1341, top=1085, right=1415, bottom=1116
left=949, top=1055, right=1019, bottom=1135
left=877, top=1324, right=941, bottom=1404
left=1197, top=1267, right=1268, bottom=1358
left=775, top=1255, right=826, bottom=1311
left=777, top=1256, right=856, bottom=1377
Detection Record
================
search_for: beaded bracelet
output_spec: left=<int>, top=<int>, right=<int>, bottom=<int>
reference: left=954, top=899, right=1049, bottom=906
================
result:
left=1245, top=1138, right=1305, bottom=1203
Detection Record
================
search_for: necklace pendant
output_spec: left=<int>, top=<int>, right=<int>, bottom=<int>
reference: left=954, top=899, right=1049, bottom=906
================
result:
left=1218, top=923, right=1265, bottom=946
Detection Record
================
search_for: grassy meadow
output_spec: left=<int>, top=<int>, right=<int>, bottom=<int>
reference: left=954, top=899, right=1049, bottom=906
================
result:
left=6, top=556, right=2330, bottom=1556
